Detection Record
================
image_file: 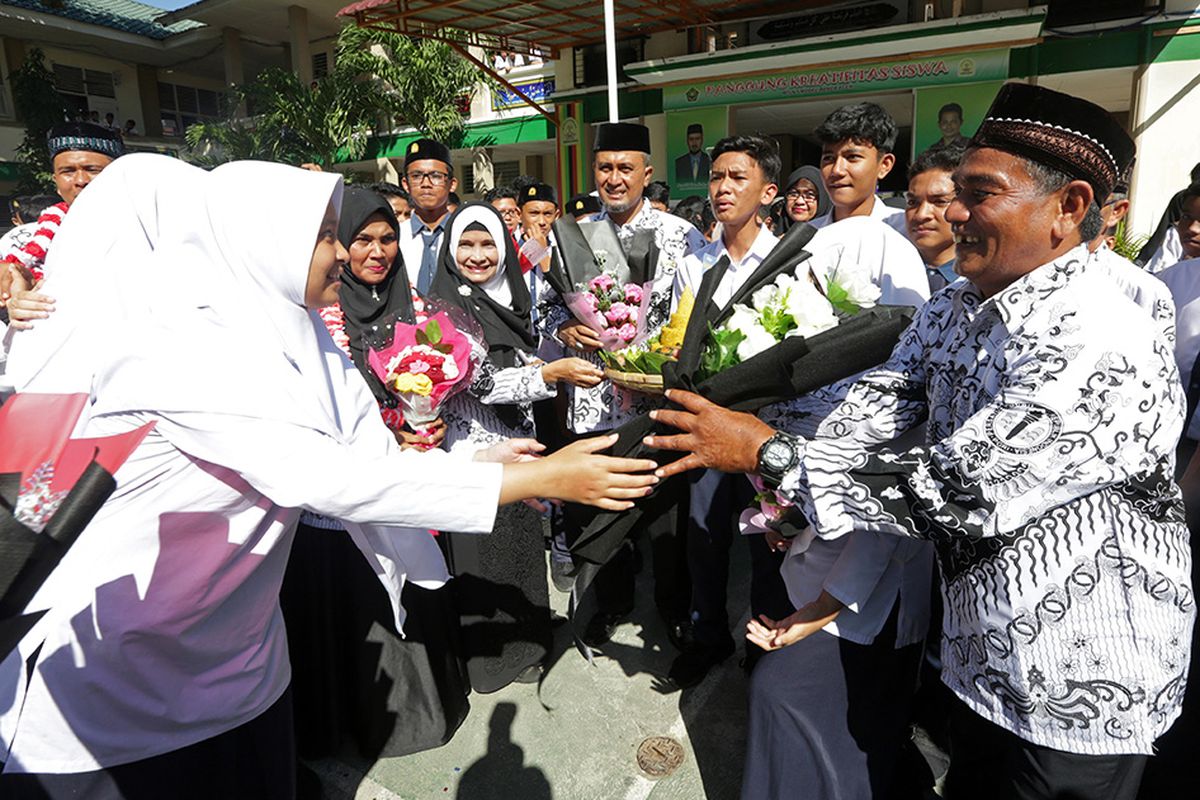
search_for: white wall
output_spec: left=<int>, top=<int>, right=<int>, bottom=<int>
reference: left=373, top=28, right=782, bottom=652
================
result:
left=1128, top=57, right=1200, bottom=234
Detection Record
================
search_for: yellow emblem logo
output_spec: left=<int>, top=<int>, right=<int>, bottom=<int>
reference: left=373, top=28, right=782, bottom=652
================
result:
left=528, top=187, right=537, bottom=196
left=409, top=142, right=419, bottom=154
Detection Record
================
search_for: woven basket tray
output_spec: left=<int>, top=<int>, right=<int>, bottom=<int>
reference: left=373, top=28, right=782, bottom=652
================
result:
left=604, top=368, right=665, bottom=395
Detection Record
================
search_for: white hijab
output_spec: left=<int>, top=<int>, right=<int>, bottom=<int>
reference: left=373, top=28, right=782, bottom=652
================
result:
left=8, top=155, right=449, bottom=628
left=449, top=203, right=512, bottom=308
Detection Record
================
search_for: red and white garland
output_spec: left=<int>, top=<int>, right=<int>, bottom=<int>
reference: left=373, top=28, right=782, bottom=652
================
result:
left=2, top=201, right=68, bottom=283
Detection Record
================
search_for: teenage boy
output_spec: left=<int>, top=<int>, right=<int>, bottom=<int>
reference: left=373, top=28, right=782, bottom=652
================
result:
left=810, top=102, right=907, bottom=233
left=488, top=186, right=522, bottom=235
left=517, top=183, right=559, bottom=319
left=399, top=138, right=456, bottom=293
left=668, top=134, right=792, bottom=687
left=905, top=147, right=961, bottom=291
left=805, top=102, right=930, bottom=308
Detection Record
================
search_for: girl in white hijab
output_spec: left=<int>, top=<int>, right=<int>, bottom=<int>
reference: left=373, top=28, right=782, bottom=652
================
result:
left=0, top=157, right=656, bottom=797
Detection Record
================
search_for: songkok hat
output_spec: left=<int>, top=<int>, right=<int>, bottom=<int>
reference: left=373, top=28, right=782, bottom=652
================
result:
left=567, top=193, right=601, bottom=217
left=970, top=83, right=1135, bottom=202
left=46, top=121, right=125, bottom=160
left=686, top=123, right=703, bottom=136
left=404, top=138, right=452, bottom=169
left=594, top=122, right=651, bottom=154
left=519, top=182, right=558, bottom=207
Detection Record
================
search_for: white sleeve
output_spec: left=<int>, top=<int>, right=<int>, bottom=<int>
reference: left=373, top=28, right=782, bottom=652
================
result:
left=474, top=363, right=556, bottom=405
left=151, top=412, right=502, bottom=533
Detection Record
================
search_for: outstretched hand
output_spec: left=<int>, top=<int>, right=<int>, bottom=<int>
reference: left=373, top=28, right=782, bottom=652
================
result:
left=476, top=437, right=546, bottom=464
left=643, top=389, right=775, bottom=479
left=542, top=434, right=659, bottom=511
left=744, top=590, right=844, bottom=651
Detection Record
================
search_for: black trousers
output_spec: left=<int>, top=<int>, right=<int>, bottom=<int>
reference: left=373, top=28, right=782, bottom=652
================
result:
left=944, top=695, right=1147, bottom=800
left=0, top=688, right=296, bottom=800
left=687, top=468, right=791, bottom=648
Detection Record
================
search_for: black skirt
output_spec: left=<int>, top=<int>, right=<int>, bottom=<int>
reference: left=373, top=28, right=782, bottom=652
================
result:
left=440, top=502, right=552, bottom=693
left=279, top=521, right=470, bottom=760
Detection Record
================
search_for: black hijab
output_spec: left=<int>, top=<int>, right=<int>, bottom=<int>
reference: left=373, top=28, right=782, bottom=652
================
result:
left=428, top=202, right=537, bottom=370
left=782, top=166, right=831, bottom=227
left=337, top=187, right=417, bottom=406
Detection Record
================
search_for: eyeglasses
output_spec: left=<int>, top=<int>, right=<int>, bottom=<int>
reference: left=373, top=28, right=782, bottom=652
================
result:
left=499, top=208, right=521, bottom=218
left=406, top=170, right=451, bottom=186
left=785, top=190, right=819, bottom=203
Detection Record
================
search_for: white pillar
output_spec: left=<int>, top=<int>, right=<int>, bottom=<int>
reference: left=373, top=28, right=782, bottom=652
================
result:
left=288, top=5, right=312, bottom=86
left=1127, top=57, right=1200, bottom=235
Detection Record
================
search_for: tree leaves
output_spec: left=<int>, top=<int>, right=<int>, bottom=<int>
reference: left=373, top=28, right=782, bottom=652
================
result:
left=10, top=49, right=67, bottom=193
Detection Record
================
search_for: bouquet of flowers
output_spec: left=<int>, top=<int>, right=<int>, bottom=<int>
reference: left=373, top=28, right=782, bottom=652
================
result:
left=598, top=286, right=694, bottom=387
left=565, top=222, right=916, bottom=570
left=562, top=268, right=655, bottom=351
left=699, top=261, right=882, bottom=380
left=1, top=393, right=152, bottom=658
left=547, top=215, right=661, bottom=337
left=366, top=308, right=483, bottom=432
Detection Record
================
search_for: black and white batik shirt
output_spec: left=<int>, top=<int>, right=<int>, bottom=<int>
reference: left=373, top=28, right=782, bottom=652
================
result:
left=539, top=201, right=707, bottom=433
left=770, top=245, right=1193, bottom=756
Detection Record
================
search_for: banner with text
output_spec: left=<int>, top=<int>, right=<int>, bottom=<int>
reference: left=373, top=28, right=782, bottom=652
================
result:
left=663, top=49, right=1009, bottom=110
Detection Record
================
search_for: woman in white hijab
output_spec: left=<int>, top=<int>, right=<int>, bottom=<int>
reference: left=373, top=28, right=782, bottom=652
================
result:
left=0, top=156, right=656, bottom=798
left=427, top=202, right=603, bottom=691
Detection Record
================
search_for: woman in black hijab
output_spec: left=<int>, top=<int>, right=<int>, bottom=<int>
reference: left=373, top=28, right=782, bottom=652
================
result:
left=779, top=165, right=831, bottom=232
left=281, top=188, right=470, bottom=775
left=429, top=202, right=601, bottom=691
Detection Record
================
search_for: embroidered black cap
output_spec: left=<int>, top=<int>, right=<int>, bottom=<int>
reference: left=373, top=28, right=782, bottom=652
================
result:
left=46, top=121, right=125, bottom=160
left=970, top=83, right=1135, bottom=202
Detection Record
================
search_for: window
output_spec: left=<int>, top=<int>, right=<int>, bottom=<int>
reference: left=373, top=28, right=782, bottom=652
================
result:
left=52, top=64, right=116, bottom=100
left=573, top=39, right=644, bottom=88
left=158, top=81, right=224, bottom=138
left=312, top=52, right=329, bottom=80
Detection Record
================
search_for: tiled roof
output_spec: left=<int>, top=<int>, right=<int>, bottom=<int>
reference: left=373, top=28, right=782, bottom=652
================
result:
left=1, top=0, right=205, bottom=40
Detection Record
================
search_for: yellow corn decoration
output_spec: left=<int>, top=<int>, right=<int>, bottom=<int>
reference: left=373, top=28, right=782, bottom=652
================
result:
left=657, top=288, right=694, bottom=351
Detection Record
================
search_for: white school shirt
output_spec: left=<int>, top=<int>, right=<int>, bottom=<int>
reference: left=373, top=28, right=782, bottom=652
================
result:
left=804, top=215, right=931, bottom=308
left=809, top=194, right=908, bottom=236
left=0, top=412, right=501, bottom=775
left=672, top=222, right=779, bottom=310
left=1145, top=227, right=1184, bottom=274
left=776, top=246, right=1192, bottom=756
left=1155, top=257, right=1200, bottom=439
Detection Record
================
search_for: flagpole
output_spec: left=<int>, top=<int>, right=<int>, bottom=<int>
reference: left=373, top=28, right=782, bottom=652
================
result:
left=603, top=0, right=618, bottom=122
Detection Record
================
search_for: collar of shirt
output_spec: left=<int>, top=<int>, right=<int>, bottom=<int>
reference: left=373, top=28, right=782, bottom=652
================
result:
left=412, top=214, right=446, bottom=239
left=811, top=194, right=902, bottom=229
left=957, top=245, right=1090, bottom=329
left=594, top=199, right=653, bottom=232
left=705, top=222, right=777, bottom=272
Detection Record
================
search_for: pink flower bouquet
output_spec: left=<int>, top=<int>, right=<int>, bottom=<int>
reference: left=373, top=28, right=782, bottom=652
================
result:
left=366, top=310, right=482, bottom=430
left=562, top=269, right=656, bottom=351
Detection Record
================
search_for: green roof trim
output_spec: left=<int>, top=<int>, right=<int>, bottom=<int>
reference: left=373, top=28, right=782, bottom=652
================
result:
left=581, top=88, right=662, bottom=123
left=347, top=115, right=555, bottom=163
left=0, top=0, right=204, bottom=40
left=624, top=10, right=1046, bottom=77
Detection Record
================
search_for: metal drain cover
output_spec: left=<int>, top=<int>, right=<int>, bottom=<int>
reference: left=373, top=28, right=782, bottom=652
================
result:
left=636, top=735, right=685, bottom=779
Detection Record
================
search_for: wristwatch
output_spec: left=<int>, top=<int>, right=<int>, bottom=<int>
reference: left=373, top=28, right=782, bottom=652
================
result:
left=756, top=431, right=802, bottom=490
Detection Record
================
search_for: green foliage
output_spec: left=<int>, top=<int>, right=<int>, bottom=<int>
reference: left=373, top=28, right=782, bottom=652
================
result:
left=184, top=26, right=490, bottom=167
left=10, top=48, right=68, bottom=193
left=699, top=323, right=746, bottom=381
left=1110, top=219, right=1150, bottom=262
left=336, top=25, right=489, bottom=149
left=185, top=64, right=376, bottom=167
left=599, top=346, right=673, bottom=375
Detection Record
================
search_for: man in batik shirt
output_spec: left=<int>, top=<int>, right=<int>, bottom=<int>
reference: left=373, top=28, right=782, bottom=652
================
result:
left=647, top=84, right=1192, bottom=799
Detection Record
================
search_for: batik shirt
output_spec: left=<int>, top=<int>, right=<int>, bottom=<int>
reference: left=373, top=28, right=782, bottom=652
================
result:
left=773, top=246, right=1193, bottom=756
left=538, top=201, right=706, bottom=432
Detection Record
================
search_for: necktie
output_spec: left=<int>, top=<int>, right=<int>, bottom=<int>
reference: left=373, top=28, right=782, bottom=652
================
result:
left=417, top=228, right=438, bottom=294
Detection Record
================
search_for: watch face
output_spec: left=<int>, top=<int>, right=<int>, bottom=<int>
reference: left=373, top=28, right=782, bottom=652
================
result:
left=764, top=440, right=793, bottom=470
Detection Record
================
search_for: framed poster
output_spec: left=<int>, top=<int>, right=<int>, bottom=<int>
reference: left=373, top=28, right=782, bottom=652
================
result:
left=911, top=80, right=1007, bottom=157
left=666, top=106, right=729, bottom=199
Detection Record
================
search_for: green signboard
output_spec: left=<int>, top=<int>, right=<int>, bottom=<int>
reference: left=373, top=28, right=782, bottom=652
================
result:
left=663, top=48, right=1009, bottom=110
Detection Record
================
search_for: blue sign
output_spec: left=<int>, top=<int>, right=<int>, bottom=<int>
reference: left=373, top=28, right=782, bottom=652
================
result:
left=492, top=79, right=556, bottom=111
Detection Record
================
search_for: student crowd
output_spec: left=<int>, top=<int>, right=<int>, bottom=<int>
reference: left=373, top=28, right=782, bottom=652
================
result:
left=0, top=82, right=1198, bottom=800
